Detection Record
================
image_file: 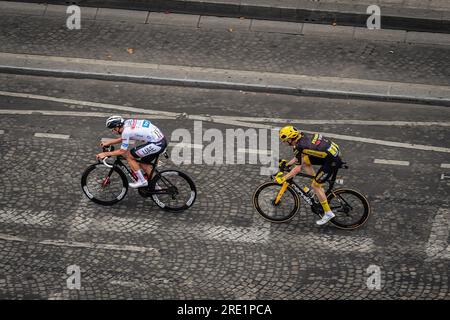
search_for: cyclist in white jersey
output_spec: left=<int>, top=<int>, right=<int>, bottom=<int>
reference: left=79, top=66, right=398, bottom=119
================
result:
left=96, top=115, right=167, bottom=188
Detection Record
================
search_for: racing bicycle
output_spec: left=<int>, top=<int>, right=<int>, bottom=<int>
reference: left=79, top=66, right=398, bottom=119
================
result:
left=252, top=161, right=370, bottom=229
left=81, top=145, right=196, bottom=211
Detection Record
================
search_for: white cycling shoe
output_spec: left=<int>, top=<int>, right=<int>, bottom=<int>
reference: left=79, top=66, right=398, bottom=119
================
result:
left=316, top=211, right=335, bottom=226
left=129, top=180, right=148, bottom=189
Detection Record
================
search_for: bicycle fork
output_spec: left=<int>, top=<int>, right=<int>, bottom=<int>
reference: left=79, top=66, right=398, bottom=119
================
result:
left=274, top=182, right=289, bottom=205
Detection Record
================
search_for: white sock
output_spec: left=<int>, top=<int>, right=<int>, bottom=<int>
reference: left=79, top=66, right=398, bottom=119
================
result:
left=134, top=169, right=145, bottom=182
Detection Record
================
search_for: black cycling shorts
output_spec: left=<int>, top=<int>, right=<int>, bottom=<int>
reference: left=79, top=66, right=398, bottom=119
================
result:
left=304, top=155, right=342, bottom=185
left=130, top=138, right=167, bottom=164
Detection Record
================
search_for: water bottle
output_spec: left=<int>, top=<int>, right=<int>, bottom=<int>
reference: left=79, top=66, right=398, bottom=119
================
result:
left=303, top=186, right=314, bottom=199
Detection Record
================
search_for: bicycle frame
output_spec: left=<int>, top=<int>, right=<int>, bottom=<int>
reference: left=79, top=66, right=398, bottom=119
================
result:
left=273, top=162, right=346, bottom=209
left=100, top=147, right=175, bottom=195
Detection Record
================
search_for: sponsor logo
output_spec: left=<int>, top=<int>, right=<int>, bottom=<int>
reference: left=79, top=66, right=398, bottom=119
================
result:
left=83, top=186, right=93, bottom=199
left=186, top=191, right=196, bottom=206
left=152, top=195, right=166, bottom=208
left=117, top=188, right=126, bottom=200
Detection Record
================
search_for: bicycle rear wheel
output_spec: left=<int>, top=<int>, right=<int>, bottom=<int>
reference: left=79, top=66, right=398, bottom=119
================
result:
left=253, top=182, right=300, bottom=223
left=149, top=170, right=196, bottom=212
left=326, top=188, right=371, bottom=230
left=81, top=163, right=128, bottom=206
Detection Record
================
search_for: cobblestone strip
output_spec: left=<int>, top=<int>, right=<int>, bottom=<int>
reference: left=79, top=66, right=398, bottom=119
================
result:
left=2, top=52, right=450, bottom=106
left=425, top=208, right=450, bottom=261
left=1, top=15, right=449, bottom=86
left=0, top=209, right=55, bottom=227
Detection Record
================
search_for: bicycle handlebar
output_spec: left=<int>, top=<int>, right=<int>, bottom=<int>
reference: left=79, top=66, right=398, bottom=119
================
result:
left=101, top=157, right=113, bottom=168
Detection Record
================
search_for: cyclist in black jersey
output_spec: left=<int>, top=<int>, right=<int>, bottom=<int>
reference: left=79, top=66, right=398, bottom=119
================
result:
left=275, top=126, right=343, bottom=225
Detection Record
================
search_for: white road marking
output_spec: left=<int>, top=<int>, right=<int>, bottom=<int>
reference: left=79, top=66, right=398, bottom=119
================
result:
left=34, top=132, right=70, bottom=139
left=440, top=163, right=450, bottom=169
left=0, top=129, right=4, bottom=134
left=0, top=91, right=179, bottom=117
left=441, top=173, right=450, bottom=180
left=226, top=118, right=450, bottom=154
left=213, top=115, right=450, bottom=127
left=425, top=209, right=450, bottom=260
left=0, top=109, right=173, bottom=119
left=0, top=100, right=449, bottom=154
left=0, top=233, right=159, bottom=254
left=373, top=159, right=410, bottom=166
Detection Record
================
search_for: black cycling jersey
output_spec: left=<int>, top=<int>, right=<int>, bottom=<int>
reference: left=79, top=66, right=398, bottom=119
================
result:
left=293, top=133, right=342, bottom=184
left=294, top=133, right=340, bottom=161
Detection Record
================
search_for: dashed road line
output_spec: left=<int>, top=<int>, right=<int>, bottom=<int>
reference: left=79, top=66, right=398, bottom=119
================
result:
left=440, top=163, right=450, bottom=169
left=0, top=129, right=4, bottom=134
left=373, top=159, right=410, bottom=166
left=34, top=132, right=70, bottom=139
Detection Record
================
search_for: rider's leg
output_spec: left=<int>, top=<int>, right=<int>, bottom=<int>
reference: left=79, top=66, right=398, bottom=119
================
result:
left=311, top=165, right=335, bottom=225
left=126, top=150, right=147, bottom=187
left=139, top=163, right=155, bottom=179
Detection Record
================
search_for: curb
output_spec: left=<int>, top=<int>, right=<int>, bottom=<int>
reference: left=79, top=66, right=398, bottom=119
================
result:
left=4, top=0, right=450, bottom=34
left=0, top=53, right=449, bottom=107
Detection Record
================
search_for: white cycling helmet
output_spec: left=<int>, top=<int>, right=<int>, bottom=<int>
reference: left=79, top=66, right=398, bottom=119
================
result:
left=106, top=115, right=125, bottom=129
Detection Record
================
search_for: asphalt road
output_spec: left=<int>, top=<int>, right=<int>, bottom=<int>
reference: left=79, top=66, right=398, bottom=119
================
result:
left=0, top=73, right=449, bottom=299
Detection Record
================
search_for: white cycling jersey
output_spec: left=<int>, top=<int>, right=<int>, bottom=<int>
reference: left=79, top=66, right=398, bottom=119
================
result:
left=120, top=119, right=165, bottom=150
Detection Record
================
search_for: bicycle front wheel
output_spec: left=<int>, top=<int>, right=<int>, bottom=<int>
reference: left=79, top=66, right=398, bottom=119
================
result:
left=326, top=188, right=371, bottom=230
left=149, top=170, right=196, bottom=212
left=81, top=163, right=128, bottom=206
left=253, top=182, right=300, bottom=223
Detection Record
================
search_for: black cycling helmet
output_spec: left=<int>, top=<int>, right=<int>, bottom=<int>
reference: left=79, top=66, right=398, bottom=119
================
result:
left=106, top=115, right=125, bottom=129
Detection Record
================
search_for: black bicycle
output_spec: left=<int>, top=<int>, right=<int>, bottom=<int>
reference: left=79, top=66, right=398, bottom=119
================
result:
left=252, top=162, right=370, bottom=229
left=81, top=145, right=196, bottom=211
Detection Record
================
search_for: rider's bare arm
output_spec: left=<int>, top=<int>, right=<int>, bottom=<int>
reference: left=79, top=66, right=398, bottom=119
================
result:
left=96, top=147, right=127, bottom=159
left=287, top=157, right=297, bottom=166
left=101, top=137, right=122, bottom=147
left=283, top=164, right=302, bottom=180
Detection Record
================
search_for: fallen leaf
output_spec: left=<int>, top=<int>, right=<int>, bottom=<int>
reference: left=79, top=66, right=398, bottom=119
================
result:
left=228, top=28, right=233, bottom=32
left=127, top=48, right=134, bottom=54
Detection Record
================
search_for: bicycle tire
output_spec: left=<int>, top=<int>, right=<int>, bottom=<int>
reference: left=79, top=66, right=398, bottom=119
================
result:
left=325, top=188, right=371, bottom=230
left=149, top=170, right=197, bottom=212
left=253, top=182, right=300, bottom=223
left=81, top=163, right=128, bottom=206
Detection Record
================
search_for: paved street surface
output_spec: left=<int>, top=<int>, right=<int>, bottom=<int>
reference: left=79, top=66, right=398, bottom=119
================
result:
left=0, top=13, right=449, bottom=85
left=0, top=6, right=449, bottom=300
left=0, top=73, right=449, bottom=299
